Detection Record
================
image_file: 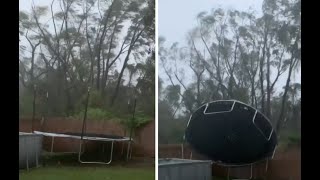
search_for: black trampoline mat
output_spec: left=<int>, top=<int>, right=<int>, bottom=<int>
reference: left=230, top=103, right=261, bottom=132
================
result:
left=185, top=100, right=277, bottom=165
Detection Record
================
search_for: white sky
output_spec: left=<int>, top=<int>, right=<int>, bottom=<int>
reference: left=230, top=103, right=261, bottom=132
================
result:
left=158, top=0, right=301, bottom=95
left=159, top=0, right=263, bottom=46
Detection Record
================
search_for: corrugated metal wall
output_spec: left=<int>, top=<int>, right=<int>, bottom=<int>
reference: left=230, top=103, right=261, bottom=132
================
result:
left=159, top=159, right=212, bottom=180
left=19, top=133, right=43, bottom=169
left=159, top=144, right=301, bottom=180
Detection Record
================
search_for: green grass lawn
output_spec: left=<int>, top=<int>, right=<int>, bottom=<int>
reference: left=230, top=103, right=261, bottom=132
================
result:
left=19, top=166, right=155, bottom=180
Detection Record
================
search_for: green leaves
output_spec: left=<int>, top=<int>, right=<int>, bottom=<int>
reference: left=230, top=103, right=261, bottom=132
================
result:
left=127, top=1, right=139, bottom=12
left=74, top=108, right=113, bottom=121
left=54, top=12, right=65, bottom=20
left=164, top=85, right=181, bottom=107
left=197, top=11, right=207, bottom=19
left=34, top=6, right=48, bottom=16
left=19, top=11, right=29, bottom=21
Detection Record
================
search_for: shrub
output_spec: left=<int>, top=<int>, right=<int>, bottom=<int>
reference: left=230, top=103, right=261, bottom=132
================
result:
left=71, top=107, right=117, bottom=121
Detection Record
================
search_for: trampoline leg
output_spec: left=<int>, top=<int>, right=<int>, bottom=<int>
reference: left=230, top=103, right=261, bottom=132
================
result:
left=227, top=167, right=230, bottom=180
left=181, top=143, right=184, bottom=159
left=129, top=142, right=133, bottom=159
left=249, top=164, right=253, bottom=179
left=78, top=140, right=114, bottom=165
left=265, top=159, right=269, bottom=172
left=51, top=136, right=55, bottom=154
left=126, top=141, right=131, bottom=161
left=231, top=165, right=253, bottom=180
left=35, top=146, right=38, bottom=168
left=121, top=142, right=124, bottom=156
left=108, top=141, right=114, bottom=163
left=25, top=138, right=29, bottom=171
left=190, top=151, right=192, bottom=159
left=81, top=140, right=86, bottom=154
left=78, top=140, right=83, bottom=163
left=272, top=146, right=277, bottom=159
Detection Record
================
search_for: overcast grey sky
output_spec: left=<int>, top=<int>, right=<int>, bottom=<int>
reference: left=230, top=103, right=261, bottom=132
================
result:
left=19, top=0, right=149, bottom=84
left=20, top=0, right=300, bottom=95
left=159, top=0, right=263, bottom=46
left=158, top=0, right=301, bottom=95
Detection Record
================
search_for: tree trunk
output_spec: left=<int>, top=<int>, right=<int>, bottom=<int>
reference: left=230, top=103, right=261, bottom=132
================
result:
left=276, top=56, right=297, bottom=133
left=266, top=47, right=271, bottom=118
left=96, top=54, right=101, bottom=89
left=110, top=22, right=145, bottom=106
left=102, top=17, right=119, bottom=93
left=196, top=75, right=201, bottom=107
left=260, top=30, right=268, bottom=113
left=110, top=47, right=133, bottom=106
left=102, top=53, right=105, bottom=89
left=32, top=85, right=36, bottom=132
left=250, top=78, right=255, bottom=107
left=95, top=0, right=116, bottom=90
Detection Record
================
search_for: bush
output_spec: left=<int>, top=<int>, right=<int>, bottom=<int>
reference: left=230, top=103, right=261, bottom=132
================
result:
left=288, top=133, right=301, bottom=145
left=19, top=93, right=33, bottom=116
left=71, top=107, right=118, bottom=121
left=119, top=111, right=153, bottom=131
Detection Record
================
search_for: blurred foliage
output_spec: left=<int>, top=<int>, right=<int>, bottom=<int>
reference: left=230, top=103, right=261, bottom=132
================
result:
left=19, top=0, right=155, bottom=129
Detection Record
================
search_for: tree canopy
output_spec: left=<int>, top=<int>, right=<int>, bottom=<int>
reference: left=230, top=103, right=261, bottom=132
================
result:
left=159, top=0, right=301, bottom=144
left=19, top=0, right=155, bottom=130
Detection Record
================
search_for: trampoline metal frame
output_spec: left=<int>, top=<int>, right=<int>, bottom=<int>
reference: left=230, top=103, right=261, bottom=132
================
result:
left=186, top=100, right=276, bottom=132
left=78, top=139, right=114, bottom=165
left=227, top=164, right=253, bottom=180
left=184, top=100, right=277, bottom=162
left=204, top=100, right=236, bottom=115
left=182, top=100, right=279, bottom=179
left=180, top=140, right=277, bottom=166
left=30, top=77, right=136, bottom=165
left=179, top=142, right=277, bottom=180
left=252, top=110, right=273, bottom=141
left=34, top=131, right=133, bottom=165
left=179, top=145, right=274, bottom=180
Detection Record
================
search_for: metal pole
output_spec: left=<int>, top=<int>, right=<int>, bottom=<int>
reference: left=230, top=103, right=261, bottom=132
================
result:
left=25, top=138, right=29, bottom=170
left=265, top=159, right=269, bottom=172
left=78, top=140, right=114, bottom=165
left=121, top=142, right=124, bottom=155
left=41, top=91, right=49, bottom=132
left=32, top=84, right=37, bottom=133
left=51, top=136, right=55, bottom=154
left=35, top=140, right=39, bottom=167
left=79, top=87, right=90, bottom=156
left=250, top=164, right=253, bottom=179
left=81, top=87, right=91, bottom=140
left=127, top=98, right=136, bottom=161
left=78, top=140, right=83, bottom=162
left=129, top=142, right=133, bottom=159
left=181, top=143, right=184, bottom=159
left=109, top=141, right=114, bottom=163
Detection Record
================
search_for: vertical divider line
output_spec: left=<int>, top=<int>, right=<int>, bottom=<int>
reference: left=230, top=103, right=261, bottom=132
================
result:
left=155, top=0, right=159, bottom=179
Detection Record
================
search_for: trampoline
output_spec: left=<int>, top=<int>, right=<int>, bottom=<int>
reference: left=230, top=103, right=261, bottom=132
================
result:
left=34, top=131, right=133, bottom=164
left=182, top=100, right=278, bottom=179
left=25, top=84, right=137, bottom=165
